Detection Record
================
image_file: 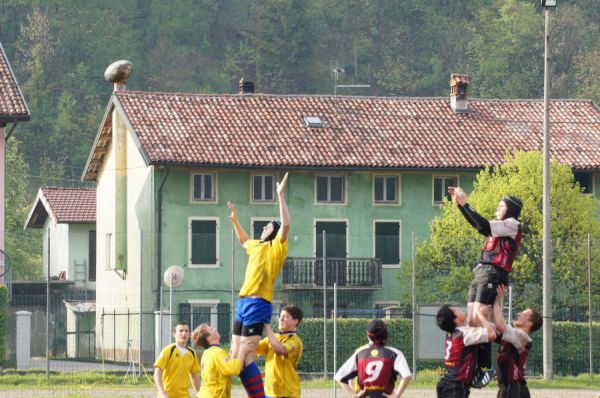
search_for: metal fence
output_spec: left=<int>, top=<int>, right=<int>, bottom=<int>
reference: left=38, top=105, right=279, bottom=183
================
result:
left=3, top=232, right=599, bottom=382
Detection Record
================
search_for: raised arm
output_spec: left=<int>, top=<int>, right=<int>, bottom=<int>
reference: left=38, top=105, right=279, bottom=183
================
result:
left=227, top=201, right=249, bottom=245
left=277, top=172, right=290, bottom=243
left=493, top=285, right=508, bottom=334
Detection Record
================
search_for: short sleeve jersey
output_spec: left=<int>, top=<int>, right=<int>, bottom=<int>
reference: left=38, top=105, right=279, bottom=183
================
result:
left=496, top=325, right=532, bottom=384
left=197, top=345, right=242, bottom=398
left=153, top=343, right=200, bottom=398
left=239, top=231, right=288, bottom=302
left=256, top=332, right=303, bottom=397
left=334, top=343, right=411, bottom=397
left=442, top=326, right=489, bottom=383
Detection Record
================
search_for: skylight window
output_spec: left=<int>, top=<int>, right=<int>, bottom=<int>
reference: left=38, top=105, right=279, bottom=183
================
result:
left=304, top=116, right=324, bottom=128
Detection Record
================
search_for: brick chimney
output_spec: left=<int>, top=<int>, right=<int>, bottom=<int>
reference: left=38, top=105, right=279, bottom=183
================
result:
left=238, top=77, right=255, bottom=94
left=449, top=73, right=470, bottom=113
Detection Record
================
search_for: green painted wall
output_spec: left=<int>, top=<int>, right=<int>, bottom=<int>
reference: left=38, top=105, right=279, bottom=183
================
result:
left=157, top=168, right=477, bottom=308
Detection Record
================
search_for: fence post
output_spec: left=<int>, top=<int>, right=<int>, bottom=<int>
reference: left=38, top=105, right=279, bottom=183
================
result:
left=333, top=282, right=337, bottom=397
left=15, top=311, right=31, bottom=369
left=323, top=231, right=327, bottom=378
left=113, top=308, right=116, bottom=361
left=231, top=229, right=235, bottom=337
left=588, top=233, right=593, bottom=378
left=411, top=232, right=417, bottom=380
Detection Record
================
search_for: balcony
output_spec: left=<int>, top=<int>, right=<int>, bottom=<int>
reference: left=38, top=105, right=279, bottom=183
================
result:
left=282, top=257, right=382, bottom=290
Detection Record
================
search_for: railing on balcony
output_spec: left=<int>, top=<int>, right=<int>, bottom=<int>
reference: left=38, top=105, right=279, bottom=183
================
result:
left=282, top=257, right=382, bottom=289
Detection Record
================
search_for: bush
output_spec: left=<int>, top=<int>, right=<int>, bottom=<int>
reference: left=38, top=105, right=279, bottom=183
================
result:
left=0, top=286, right=7, bottom=367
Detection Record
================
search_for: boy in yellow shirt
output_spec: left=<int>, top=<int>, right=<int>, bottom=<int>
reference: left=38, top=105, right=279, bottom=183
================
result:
left=154, top=321, right=201, bottom=398
left=192, top=323, right=248, bottom=398
left=227, top=172, right=290, bottom=397
left=256, top=305, right=304, bottom=398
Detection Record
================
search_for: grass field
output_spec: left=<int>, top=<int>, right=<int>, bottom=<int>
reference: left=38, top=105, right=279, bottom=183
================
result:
left=0, top=372, right=598, bottom=397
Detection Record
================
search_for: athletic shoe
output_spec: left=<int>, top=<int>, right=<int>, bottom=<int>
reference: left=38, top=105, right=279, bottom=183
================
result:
left=471, top=367, right=495, bottom=389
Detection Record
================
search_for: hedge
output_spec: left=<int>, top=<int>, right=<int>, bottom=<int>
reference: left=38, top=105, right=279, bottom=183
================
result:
left=295, top=318, right=600, bottom=376
left=0, top=286, right=7, bottom=366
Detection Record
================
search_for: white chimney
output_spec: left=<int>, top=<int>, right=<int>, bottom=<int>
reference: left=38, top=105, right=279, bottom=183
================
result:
left=449, top=73, right=470, bottom=113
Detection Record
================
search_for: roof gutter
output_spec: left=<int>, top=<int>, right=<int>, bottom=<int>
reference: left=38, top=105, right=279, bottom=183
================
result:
left=156, top=166, right=170, bottom=310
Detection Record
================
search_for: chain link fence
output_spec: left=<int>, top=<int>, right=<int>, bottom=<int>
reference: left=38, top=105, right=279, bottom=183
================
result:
left=2, top=231, right=599, bottom=384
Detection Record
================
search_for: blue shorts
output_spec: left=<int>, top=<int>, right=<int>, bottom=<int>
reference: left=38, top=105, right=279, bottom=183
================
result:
left=235, top=297, right=272, bottom=326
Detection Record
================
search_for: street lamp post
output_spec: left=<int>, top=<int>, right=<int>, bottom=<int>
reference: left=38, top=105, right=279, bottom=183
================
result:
left=541, top=0, right=556, bottom=380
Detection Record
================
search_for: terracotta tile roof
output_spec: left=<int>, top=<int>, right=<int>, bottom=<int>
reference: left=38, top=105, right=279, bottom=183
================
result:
left=84, top=91, right=600, bottom=180
left=0, top=42, right=29, bottom=121
left=25, top=188, right=96, bottom=228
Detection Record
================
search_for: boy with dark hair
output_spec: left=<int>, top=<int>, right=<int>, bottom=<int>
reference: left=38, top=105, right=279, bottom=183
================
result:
left=493, top=285, right=542, bottom=398
left=335, top=319, right=412, bottom=397
left=228, top=172, right=290, bottom=397
left=154, top=321, right=201, bottom=398
left=256, top=304, right=304, bottom=398
left=436, top=304, right=496, bottom=398
left=192, top=323, right=247, bottom=398
left=448, top=186, right=524, bottom=387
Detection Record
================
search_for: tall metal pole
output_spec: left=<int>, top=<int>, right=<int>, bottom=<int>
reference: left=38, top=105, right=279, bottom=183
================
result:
left=231, top=230, right=235, bottom=336
left=587, top=234, right=593, bottom=378
left=542, top=7, right=553, bottom=380
left=333, top=282, right=337, bottom=397
left=46, top=234, right=50, bottom=378
left=322, top=231, right=327, bottom=378
left=411, top=232, right=417, bottom=380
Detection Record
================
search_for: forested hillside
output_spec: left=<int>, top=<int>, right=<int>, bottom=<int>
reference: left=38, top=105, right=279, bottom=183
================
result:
left=0, top=0, right=598, bottom=278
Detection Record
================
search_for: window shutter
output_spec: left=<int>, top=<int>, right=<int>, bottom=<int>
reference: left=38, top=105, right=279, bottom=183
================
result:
left=178, top=303, right=192, bottom=326
left=217, top=303, right=231, bottom=344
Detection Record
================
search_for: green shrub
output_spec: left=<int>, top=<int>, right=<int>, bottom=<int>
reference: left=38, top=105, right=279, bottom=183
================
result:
left=0, top=286, right=7, bottom=367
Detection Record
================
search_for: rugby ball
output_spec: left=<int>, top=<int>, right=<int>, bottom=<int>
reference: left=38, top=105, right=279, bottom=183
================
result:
left=104, top=60, right=133, bottom=83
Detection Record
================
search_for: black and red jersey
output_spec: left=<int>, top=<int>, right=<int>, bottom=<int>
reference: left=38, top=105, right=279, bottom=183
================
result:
left=496, top=326, right=532, bottom=384
left=335, top=343, right=411, bottom=397
left=442, top=326, right=489, bottom=384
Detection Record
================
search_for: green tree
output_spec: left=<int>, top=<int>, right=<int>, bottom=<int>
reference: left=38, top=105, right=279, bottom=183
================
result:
left=399, top=151, right=600, bottom=314
left=5, top=139, right=42, bottom=280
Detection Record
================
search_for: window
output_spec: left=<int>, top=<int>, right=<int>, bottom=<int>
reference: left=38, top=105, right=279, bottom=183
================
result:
left=374, top=175, right=399, bottom=204
left=191, top=173, right=216, bottom=202
left=574, top=171, right=594, bottom=194
left=433, top=176, right=457, bottom=204
left=189, top=218, right=218, bottom=267
left=252, top=175, right=275, bottom=202
left=374, top=221, right=401, bottom=266
left=189, top=300, right=219, bottom=328
left=252, top=219, right=272, bottom=239
left=88, top=230, right=96, bottom=281
left=316, top=176, right=345, bottom=203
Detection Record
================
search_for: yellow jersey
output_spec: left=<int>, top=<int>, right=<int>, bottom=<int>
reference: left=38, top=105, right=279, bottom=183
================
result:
left=239, top=232, right=288, bottom=302
left=257, top=332, right=303, bottom=398
left=196, top=345, right=242, bottom=398
left=153, top=343, right=200, bottom=398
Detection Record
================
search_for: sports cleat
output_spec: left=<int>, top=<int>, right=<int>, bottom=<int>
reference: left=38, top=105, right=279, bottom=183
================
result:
left=471, top=367, right=495, bottom=389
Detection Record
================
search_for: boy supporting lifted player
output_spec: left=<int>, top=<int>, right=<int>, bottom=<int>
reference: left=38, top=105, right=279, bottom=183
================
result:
left=436, top=304, right=496, bottom=398
left=493, top=285, right=542, bottom=398
left=256, top=304, right=304, bottom=398
left=228, top=172, right=290, bottom=398
left=448, top=186, right=524, bottom=387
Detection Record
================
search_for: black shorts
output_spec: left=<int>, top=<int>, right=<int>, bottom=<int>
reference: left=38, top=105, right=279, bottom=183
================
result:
left=467, top=264, right=509, bottom=305
left=436, top=379, right=470, bottom=398
left=497, top=382, right=530, bottom=398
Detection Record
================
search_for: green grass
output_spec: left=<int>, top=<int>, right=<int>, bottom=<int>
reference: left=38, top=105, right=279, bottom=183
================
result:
left=0, top=370, right=597, bottom=391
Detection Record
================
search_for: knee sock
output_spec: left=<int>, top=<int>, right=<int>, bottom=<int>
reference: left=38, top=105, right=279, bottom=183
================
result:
left=478, top=342, right=492, bottom=370
left=239, top=361, right=265, bottom=397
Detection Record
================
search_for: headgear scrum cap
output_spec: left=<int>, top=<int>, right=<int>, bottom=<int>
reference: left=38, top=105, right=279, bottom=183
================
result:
left=502, top=196, right=523, bottom=220
left=264, top=220, right=281, bottom=242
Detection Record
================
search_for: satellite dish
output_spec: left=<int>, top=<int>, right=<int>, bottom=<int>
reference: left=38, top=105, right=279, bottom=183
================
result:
left=104, top=60, right=133, bottom=83
left=163, top=265, right=184, bottom=288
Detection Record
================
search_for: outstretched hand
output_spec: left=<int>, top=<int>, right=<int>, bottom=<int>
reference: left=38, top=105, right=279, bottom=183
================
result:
left=496, top=284, right=508, bottom=300
left=276, top=172, right=289, bottom=196
left=448, top=186, right=467, bottom=205
left=227, top=201, right=238, bottom=223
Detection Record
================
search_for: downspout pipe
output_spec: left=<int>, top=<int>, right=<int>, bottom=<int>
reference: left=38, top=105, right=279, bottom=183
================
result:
left=156, top=167, right=170, bottom=309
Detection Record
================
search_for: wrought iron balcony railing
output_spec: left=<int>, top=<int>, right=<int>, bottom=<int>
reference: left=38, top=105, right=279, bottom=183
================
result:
left=282, top=257, right=382, bottom=289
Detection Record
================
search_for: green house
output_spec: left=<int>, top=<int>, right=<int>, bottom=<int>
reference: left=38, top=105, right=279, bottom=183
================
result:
left=82, top=76, right=600, bottom=363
